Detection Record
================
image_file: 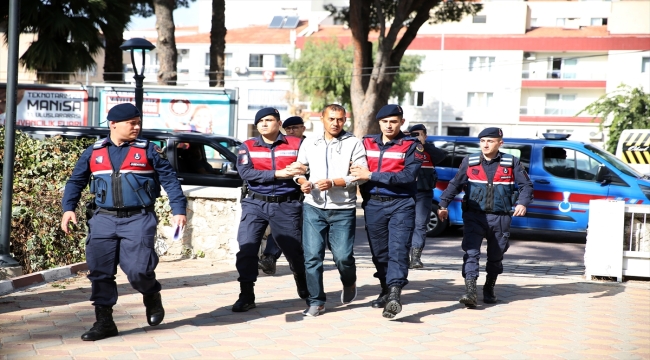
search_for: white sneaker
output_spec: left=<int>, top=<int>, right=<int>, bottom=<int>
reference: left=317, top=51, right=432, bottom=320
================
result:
left=302, top=305, right=325, bottom=317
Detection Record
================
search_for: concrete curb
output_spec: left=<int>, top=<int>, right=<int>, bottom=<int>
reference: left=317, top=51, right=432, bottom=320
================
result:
left=0, top=262, right=87, bottom=296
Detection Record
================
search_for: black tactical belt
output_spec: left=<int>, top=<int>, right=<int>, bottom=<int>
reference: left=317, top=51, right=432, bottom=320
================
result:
left=249, top=191, right=301, bottom=203
left=97, top=206, right=155, bottom=218
left=370, top=194, right=399, bottom=202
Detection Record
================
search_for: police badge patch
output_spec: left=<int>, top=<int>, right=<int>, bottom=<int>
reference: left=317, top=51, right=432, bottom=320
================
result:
left=134, top=153, right=141, bottom=160
left=96, top=156, right=103, bottom=164
left=472, top=169, right=479, bottom=175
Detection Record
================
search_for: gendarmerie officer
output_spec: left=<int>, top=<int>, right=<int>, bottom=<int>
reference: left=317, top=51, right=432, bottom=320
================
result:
left=437, top=127, right=533, bottom=307
left=233, top=107, right=309, bottom=312
left=258, top=116, right=307, bottom=275
left=350, top=104, right=423, bottom=319
left=61, top=103, right=187, bottom=341
left=407, top=124, right=446, bottom=269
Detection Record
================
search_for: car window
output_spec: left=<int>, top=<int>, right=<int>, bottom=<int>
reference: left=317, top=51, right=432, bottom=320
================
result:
left=453, top=142, right=481, bottom=168
left=501, top=144, right=531, bottom=172
left=218, top=140, right=241, bottom=154
left=543, top=146, right=602, bottom=181
left=433, top=140, right=454, bottom=168
left=176, top=142, right=229, bottom=175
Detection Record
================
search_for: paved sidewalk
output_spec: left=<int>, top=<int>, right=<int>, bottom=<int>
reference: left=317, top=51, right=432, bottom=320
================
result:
left=1, top=257, right=649, bottom=359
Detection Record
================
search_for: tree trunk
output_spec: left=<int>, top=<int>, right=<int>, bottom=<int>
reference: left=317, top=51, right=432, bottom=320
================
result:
left=153, top=0, right=177, bottom=85
left=103, top=32, right=125, bottom=83
left=209, top=0, right=226, bottom=87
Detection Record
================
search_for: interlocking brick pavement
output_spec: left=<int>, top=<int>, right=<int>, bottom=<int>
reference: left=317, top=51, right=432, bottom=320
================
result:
left=1, top=257, right=649, bottom=359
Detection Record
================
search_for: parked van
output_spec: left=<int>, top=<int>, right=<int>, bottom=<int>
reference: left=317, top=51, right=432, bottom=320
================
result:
left=425, top=133, right=650, bottom=236
left=616, top=129, right=650, bottom=176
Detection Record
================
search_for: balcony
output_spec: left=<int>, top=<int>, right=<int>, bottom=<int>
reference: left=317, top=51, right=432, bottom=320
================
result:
left=521, top=70, right=606, bottom=88
left=519, top=106, right=600, bottom=123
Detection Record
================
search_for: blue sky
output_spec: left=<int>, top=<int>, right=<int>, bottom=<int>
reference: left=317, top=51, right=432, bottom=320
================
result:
left=129, top=2, right=201, bottom=30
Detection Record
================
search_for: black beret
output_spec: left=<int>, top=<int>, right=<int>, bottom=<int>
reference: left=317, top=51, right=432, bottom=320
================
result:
left=478, top=127, right=503, bottom=139
left=255, top=107, right=280, bottom=125
left=283, top=116, right=304, bottom=128
left=409, top=124, right=427, bottom=133
left=376, top=104, right=403, bottom=120
left=107, top=103, right=141, bottom=122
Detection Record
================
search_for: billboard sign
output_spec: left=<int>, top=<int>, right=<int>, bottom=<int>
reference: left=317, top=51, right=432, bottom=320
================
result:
left=98, top=89, right=232, bottom=135
left=0, top=87, right=89, bottom=127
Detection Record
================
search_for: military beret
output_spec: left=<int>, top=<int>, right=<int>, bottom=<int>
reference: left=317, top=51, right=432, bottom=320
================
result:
left=376, top=104, right=403, bottom=120
left=107, top=103, right=141, bottom=122
left=478, top=127, right=503, bottom=139
left=283, top=116, right=304, bottom=128
left=409, top=124, right=427, bottom=133
left=254, top=107, right=280, bottom=125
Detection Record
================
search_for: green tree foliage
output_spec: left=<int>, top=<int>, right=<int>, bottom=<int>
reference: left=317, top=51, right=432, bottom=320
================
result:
left=578, top=85, right=650, bottom=153
left=288, top=38, right=423, bottom=115
left=0, top=129, right=95, bottom=273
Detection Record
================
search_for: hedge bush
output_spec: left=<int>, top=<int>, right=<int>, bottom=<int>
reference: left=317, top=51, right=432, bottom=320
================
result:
left=0, top=128, right=95, bottom=273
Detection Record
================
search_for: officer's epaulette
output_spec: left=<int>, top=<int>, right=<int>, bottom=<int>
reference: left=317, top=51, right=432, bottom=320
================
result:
left=500, top=153, right=514, bottom=168
left=132, top=138, right=149, bottom=149
left=468, top=153, right=482, bottom=166
left=92, top=138, right=108, bottom=149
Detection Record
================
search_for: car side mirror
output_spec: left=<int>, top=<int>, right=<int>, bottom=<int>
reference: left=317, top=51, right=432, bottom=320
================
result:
left=596, top=165, right=611, bottom=184
left=222, top=161, right=239, bottom=176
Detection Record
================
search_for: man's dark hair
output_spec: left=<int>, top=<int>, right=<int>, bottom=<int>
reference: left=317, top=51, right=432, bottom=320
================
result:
left=321, top=104, right=346, bottom=116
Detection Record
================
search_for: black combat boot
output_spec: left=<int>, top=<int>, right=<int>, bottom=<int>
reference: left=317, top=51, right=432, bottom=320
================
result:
left=371, top=279, right=389, bottom=308
left=483, top=275, right=498, bottom=304
left=409, top=248, right=424, bottom=269
left=81, top=306, right=119, bottom=341
left=258, top=255, right=277, bottom=275
left=459, top=278, right=478, bottom=308
left=232, top=282, right=256, bottom=312
left=382, top=286, right=403, bottom=319
left=143, top=292, right=165, bottom=326
left=293, top=272, right=309, bottom=299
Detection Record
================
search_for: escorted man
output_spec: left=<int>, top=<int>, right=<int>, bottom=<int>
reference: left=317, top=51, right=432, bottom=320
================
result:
left=61, top=103, right=187, bottom=341
left=294, top=104, right=367, bottom=317
left=234, top=107, right=309, bottom=312
left=437, top=127, right=533, bottom=307
left=258, top=115, right=307, bottom=275
left=407, top=124, right=446, bottom=269
left=350, top=104, right=423, bottom=319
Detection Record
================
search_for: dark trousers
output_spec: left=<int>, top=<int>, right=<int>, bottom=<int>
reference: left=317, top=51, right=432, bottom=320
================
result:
left=412, top=191, right=433, bottom=249
left=236, top=197, right=305, bottom=283
left=461, top=211, right=512, bottom=279
left=363, top=197, right=415, bottom=289
left=86, top=211, right=161, bottom=307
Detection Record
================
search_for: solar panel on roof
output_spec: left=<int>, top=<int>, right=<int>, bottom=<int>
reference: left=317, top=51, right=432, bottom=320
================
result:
left=269, top=16, right=284, bottom=29
left=283, top=16, right=299, bottom=29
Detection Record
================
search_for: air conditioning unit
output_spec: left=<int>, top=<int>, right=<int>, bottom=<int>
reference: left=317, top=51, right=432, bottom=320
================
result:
left=180, top=49, right=189, bottom=55
left=524, top=52, right=536, bottom=60
left=234, top=66, right=248, bottom=75
left=589, top=131, right=603, bottom=141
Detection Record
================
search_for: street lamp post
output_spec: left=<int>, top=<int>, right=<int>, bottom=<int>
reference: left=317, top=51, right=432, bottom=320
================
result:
left=437, top=30, right=444, bottom=136
left=119, top=38, right=156, bottom=119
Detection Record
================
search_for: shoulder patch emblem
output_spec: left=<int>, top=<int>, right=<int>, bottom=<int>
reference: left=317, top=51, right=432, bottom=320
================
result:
left=416, top=144, right=424, bottom=152
left=153, top=144, right=163, bottom=154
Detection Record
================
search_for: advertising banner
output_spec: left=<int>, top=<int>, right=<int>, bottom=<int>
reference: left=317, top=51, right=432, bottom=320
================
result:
left=0, top=88, right=88, bottom=126
left=98, top=89, right=232, bottom=135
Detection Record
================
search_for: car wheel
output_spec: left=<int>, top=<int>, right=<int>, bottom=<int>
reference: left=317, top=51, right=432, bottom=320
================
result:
left=426, top=202, right=449, bottom=237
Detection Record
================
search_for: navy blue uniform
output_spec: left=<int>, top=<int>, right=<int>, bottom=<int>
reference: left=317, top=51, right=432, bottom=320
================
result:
left=439, top=152, right=533, bottom=279
left=62, top=138, right=186, bottom=307
left=360, top=132, right=423, bottom=288
left=236, top=134, right=306, bottom=283
left=412, top=143, right=446, bottom=249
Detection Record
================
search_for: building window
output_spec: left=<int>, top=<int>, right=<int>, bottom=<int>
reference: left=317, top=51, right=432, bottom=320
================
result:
left=469, top=56, right=495, bottom=72
left=548, top=57, right=577, bottom=79
left=591, top=18, right=608, bottom=25
left=530, top=18, right=537, bottom=27
left=275, top=55, right=288, bottom=68
left=467, top=92, right=493, bottom=108
left=249, top=54, right=263, bottom=68
left=642, top=57, right=650, bottom=72
left=472, top=15, right=487, bottom=24
left=545, top=94, right=576, bottom=115
left=205, top=53, right=210, bottom=66
left=556, top=18, right=566, bottom=26
left=247, top=89, right=289, bottom=110
left=409, top=91, right=424, bottom=107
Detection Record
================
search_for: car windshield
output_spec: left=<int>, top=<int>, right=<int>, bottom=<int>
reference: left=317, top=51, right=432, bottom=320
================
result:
left=584, top=144, right=646, bottom=179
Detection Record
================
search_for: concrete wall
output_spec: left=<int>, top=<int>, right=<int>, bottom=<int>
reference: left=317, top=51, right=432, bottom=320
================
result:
left=526, top=1, right=612, bottom=28
left=609, top=1, right=650, bottom=34
left=606, top=50, right=650, bottom=93
left=156, top=186, right=242, bottom=262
